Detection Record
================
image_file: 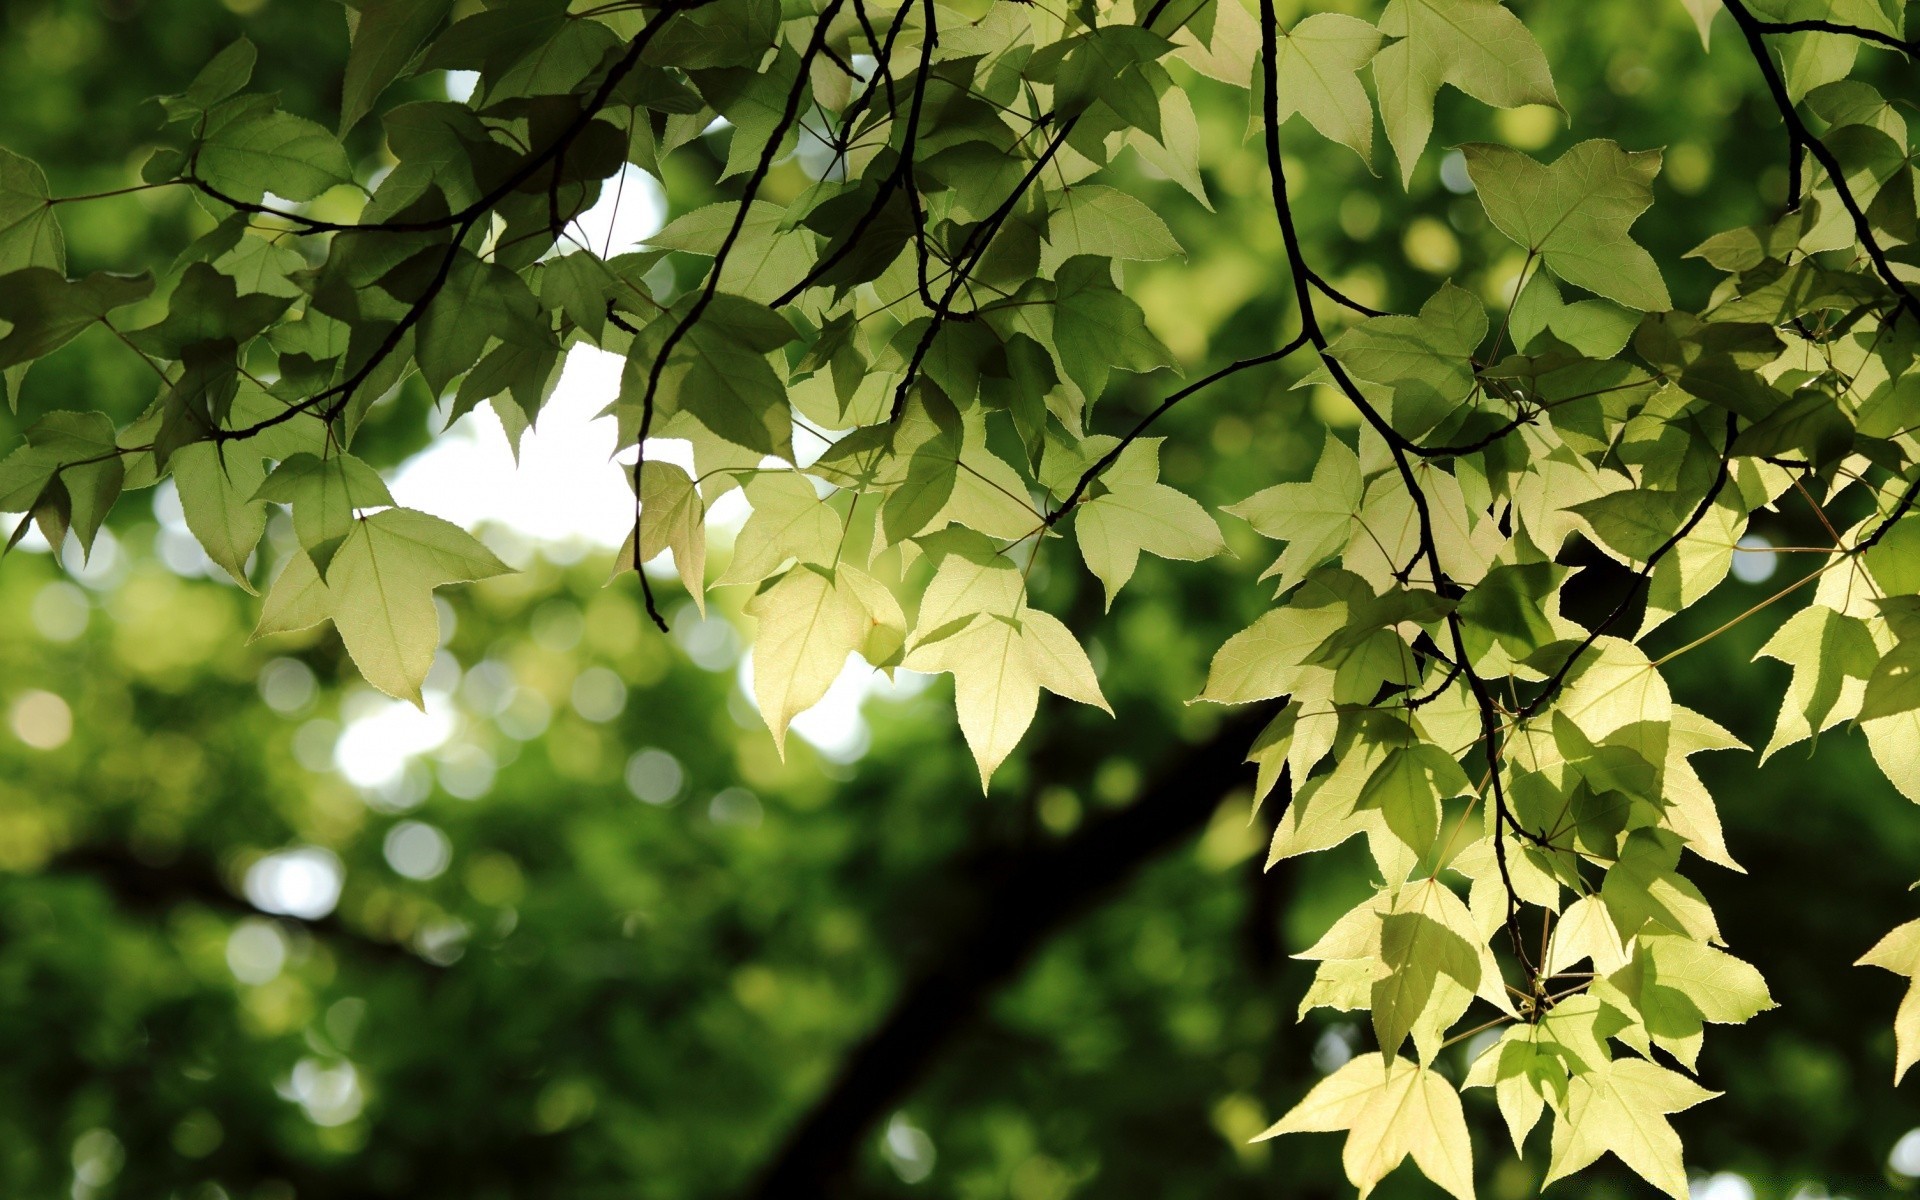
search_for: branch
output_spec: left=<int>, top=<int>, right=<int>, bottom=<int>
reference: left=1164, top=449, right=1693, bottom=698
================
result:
left=1852, top=471, right=1920, bottom=554
left=187, top=0, right=720, bottom=239
left=1048, top=336, right=1312, bottom=523
left=627, top=0, right=849, bottom=631
left=743, top=706, right=1276, bottom=1198
left=1517, top=409, right=1741, bottom=721
left=51, top=843, right=419, bottom=967
left=213, top=0, right=713, bottom=447
left=1752, top=17, right=1916, bottom=53
left=1722, top=0, right=1920, bottom=323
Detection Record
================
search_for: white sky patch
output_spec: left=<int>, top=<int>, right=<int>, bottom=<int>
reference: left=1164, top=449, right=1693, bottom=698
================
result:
left=389, top=346, right=648, bottom=554
left=333, top=690, right=456, bottom=790
left=245, top=847, right=345, bottom=920
left=735, top=654, right=935, bottom=762
left=569, top=163, right=667, bottom=258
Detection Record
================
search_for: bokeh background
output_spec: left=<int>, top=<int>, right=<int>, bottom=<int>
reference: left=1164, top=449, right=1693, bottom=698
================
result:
left=1, top=0, right=1916, bottom=1197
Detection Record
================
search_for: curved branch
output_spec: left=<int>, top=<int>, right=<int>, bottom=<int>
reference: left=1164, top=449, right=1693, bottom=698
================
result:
left=627, top=0, right=849, bottom=630
left=1517, top=409, right=1741, bottom=721
left=214, top=0, right=714, bottom=447
left=743, top=706, right=1276, bottom=1199
left=1048, top=335, right=1312, bottom=523
left=1753, top=16, right=1916, bottom=53
left=1722, top=0, right=1920, bottom=323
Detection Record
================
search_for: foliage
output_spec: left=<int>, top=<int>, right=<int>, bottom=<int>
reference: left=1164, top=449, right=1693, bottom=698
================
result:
left=3, top=0, right=1920, bottom=1196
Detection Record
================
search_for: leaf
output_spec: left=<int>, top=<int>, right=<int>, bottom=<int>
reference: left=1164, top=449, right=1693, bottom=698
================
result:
left=746, top=564, right=869, bottom=757
left=0, top=269, right=155, bottom=372
left=1464, top=995, right=1613, bottom=1152
left=339, top=0, right=456, bottom=134
left=0, top=148, right=62, bottom=273
left=1545, top=894, right=1629, bottom=977
left=1356, top=744, right=1470, bottom=863
left=1325, top=284, right=1486, bottom=439
left=1601, top=829, right=1720, bottom=943
left=1373, top=0, right=1560, bottom=186
left=1040, top=186, right=1183, bottom=273
left=254, top=508, right=513, bottom=705
left=254, top=451, right=395, bottom=578
left=1226, top=436, right=1363, bottom=595
left=1370, top=880, right=1482, bottom=1061
left=715, top=471, right=841, bottom=588
left=1463, top=141, right=1671, bottom=311
left=1862, top=642, right=1920, bottom=722
left=1542, top=1057, right=1719, bottom=1200
left=1074, top=440, right=1224, bottom=608
left=1049, top=255, right=1176, bottom=406
left=1753, top=604, right=1878, bottom=759
left=907, top=603, right=1110, bottom=788
left=170, top=443, right=268, bottom=591
left=1197, top=594, right=1349, bottom=704
left=1567, top=487, right=1699, bottom=563
left=634, top=461, right=708, bottom=613
left=196, top=105, right=356, bottom=203
left=901, top=542, right=1108, bottom=787
left=1254, top=1052, right=1475, bottom=1200
left=1269, top=13, right=1382, bottom=164
left=1857, top=918, right=1920, bottom=1083
left=1676, top=0, right=1719, bottom=46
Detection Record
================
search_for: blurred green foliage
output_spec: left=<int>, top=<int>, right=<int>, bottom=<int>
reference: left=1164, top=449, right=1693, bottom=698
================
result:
left=1, top=0, right=1917, bottom=1198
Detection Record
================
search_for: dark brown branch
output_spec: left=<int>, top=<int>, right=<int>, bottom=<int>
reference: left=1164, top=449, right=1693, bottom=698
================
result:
left=1049, top=336, right=1312, bottom=523
left=743, top=706, right=1275, bottom=1198
left=1723, top=0, right=1920, bottom=323
left=1753, top=16, right=1916, bottom=53
left=50, top=844, right=418, bottom=967
left=215, top=0, right=714, bottom=446
left=1518, top=409, right=1741, bottom=721
left=627, top=0, right=849, bottom=631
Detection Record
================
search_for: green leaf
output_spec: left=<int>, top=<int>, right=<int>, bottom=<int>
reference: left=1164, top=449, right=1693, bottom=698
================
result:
left=1374, top=0, right=1560, bottom=186
left=1463, top=140, right=1671, bottom=311
left=1073, top=439, right=1224, bottom=608
left=635, top=460, right=708, bottom=613
left=1254, top=1052, right=1475, bottom=1200
left=1857, top=918, right=1920, bottom=1083
left=254, top=451, right=395, bottom=578
left=254, top=508, right=513, bottom=704
left=1040, top=186, right=1184, bottom=274
left=1268, top=13, right=1382, bottom=165
left=169, top=443, right=269, bottom=591
left=0, top=148, right=62, bottom=273
left=1753, top=603, right=1878, bottom=759
left=746, top=564, right=869, bottom=756
left=1601, top=830, right=1720, bottom=943
left=1197, top=593, right=1349, bottom=704
left=196, top=104, right=356, bottom=204
left=1458, top=561, right=1563, bottom=657
left=1542, top=1057, right=1718, bottom=1200
left=0, top=269, right=155, bottom=373
left=339, top=0, right=456, bottom=134
left=1357, top=744, right=1470, bottom=863
left=1371, top=880, right=1482, bottom=1061
left=180, top=38, right=257, bottom=113
left=1325, top=284, right=1486, bottom=439
left=0, top=411, right=123, bottom=555
left=1862, top=642, right=1920, bottom=722
left=715, top=470, right=842, bottom=588
left=901, top=544, right=1109, bottom=786
left=1567, top=486, right=1698, bottom=563
left=1226, top=436, right=1363, bottom=594
left=1049, top=255, right=1176, bottom=407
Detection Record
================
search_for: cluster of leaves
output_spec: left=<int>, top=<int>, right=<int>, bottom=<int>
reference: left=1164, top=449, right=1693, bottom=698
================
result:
left=2, top=0, right=1919, bottom=1194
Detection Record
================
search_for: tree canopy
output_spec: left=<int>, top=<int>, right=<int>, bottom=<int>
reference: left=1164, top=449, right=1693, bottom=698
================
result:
left=3, top=0, right=1920, bottom=1196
